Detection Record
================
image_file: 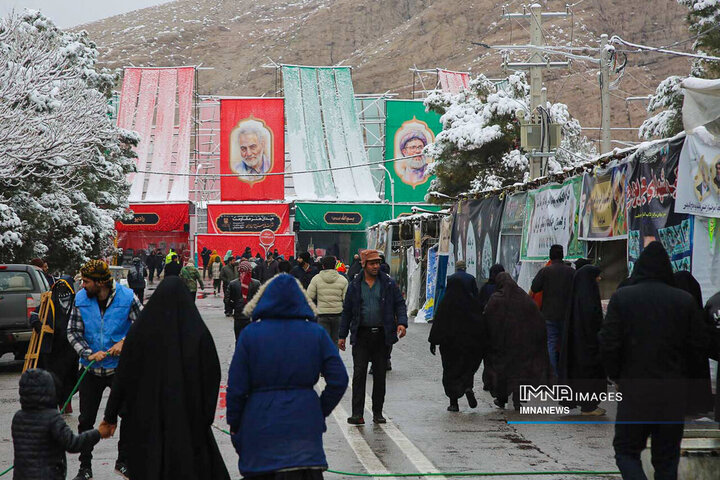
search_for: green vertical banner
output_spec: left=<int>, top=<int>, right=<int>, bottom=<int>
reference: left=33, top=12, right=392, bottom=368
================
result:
left=385, top=100, right=442, bottom=204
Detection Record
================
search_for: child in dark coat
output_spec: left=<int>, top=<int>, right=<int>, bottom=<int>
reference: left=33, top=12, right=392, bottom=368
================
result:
left=12, top=369, right=112, bottom=480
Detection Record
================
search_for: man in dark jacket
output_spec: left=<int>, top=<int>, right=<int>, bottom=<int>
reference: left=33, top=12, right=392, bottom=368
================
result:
left=220, top=258, right=239, bottom=316
left=705, top=289, right=720, bottom=422
left=200, top=247, right=211, bottom=279
left=12, top=369, right=111, bottom=480
left=146, top=250, right=157, bottom=284
left=598, top=242, right=710, bottom=480
left=448, top=260, right=478, bottom=297
left=347, top=254, right=362, bottom=281
left=339, top=249, right=408, bottom=425
left=127, top=257, right=147, bottom=304
left=163, top=255, right=182, bottom=277
left=291, top=252, right=319, bottom=289
left=529, top=244, right=574, bottom=378
left=227, top=261, right=262, bottom=340
left=253, top=253, right=280, bottom=284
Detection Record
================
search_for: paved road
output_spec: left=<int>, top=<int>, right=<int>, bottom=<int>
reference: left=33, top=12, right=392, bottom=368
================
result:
left=0, top=287, right=622, bottom=480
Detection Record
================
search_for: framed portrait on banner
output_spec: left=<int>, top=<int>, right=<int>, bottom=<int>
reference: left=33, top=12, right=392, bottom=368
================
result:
left=220, top=98, right=285, bottom=201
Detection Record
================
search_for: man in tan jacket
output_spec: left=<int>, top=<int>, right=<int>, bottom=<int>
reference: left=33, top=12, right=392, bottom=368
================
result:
left=307, top=256, right=348, bottom=345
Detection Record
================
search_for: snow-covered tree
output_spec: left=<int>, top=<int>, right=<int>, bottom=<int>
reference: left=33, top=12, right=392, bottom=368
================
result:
left=0, top=11, right=137, bottom=271
left=425, top=72, right=594, bottom=196
left=640, top=1, right=720, bottom=140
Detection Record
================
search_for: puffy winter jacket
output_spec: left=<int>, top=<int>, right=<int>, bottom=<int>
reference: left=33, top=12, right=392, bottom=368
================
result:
left=307, top=269, right=348, bottom=315
left=12, top=369, right=100, bottom=480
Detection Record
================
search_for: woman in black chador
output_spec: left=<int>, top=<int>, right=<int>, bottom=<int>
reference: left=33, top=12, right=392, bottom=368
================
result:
left=428, top=275, right=484, bottom=412
left=559, top=265, right=607, bottom=416
left=673, top=270, right=714, bottom=415
left=103, top=277, right=230, bottom=480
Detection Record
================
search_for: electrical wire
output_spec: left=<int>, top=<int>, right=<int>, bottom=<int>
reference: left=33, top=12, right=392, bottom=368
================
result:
left=137, top=152, right=428, bottom=177
left=610, top=35, right=720, bottom=61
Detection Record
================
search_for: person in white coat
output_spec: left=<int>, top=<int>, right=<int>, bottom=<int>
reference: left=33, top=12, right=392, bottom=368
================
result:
left=307, top=256, right=348, bottom=345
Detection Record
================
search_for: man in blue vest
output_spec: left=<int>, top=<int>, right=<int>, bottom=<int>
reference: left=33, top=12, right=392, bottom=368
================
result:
left=67, top=260, right=142, bottom=480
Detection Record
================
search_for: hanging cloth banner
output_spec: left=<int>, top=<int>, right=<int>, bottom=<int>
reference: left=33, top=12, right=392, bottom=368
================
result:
left=626, top=136, right=692, bottom=274
left=195, top=234, right=295, bottom=260
left=116, top=203, right=189, bottom=232
left=385, top=100, right=442, bottom=203
left=521, top=176, right=585, bottom=261
left=438, top=214, right=454, bottom=255
left=675, top=130, right=720, bottom=218
left=691, top=215, right=720, bottom=305
left=437, top=69, right=470, bottom=94
left=220, top=98, right=285, bottom=201
left=498, top=192, right=527, bottom=281
left=578, top=163, right=629, bottom=240
left=414, top=223, right=423, bottom=262
left=282, top=66, right=377, bottom=201
left=421, top=245, right=439, bottom=320
left=450, top=196, right=504, bottom=283
left=117, top=67, right=195, bottom=202
left=206, top=203, right=290, bottom=234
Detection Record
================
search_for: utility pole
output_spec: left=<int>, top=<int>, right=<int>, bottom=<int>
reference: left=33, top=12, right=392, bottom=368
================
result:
left=502, top=4, right=569, bottom=179
left=599, top=34, right=612, bottom=154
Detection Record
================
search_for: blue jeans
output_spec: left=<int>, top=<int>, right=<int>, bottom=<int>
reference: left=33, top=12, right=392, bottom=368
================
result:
left=546, top=321, right=562, bottom=379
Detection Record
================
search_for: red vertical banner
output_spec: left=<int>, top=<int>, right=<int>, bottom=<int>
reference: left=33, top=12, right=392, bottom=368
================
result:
left=220, top=98, right=285, bottom=200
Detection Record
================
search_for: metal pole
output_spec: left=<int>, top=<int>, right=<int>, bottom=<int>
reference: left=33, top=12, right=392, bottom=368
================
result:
left=529, top=3, right=543, bottom=179
left=600, top=34, right=612, bottom=154
left=376, top=166, right=395, bottom=219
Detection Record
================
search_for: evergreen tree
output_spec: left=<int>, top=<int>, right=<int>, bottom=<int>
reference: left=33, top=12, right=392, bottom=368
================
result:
left=640, top=1, right=720, bottom=139
left=0, top=11, right=137, bottom=271
left=425, top=73, right=594, bottom=197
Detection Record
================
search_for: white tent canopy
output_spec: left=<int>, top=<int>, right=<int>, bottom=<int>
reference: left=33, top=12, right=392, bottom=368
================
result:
left=682, top=77, right=720, bottom=135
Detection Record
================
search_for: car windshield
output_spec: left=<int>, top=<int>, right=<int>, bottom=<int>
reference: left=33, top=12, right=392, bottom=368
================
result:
left=0, top=271, right=34, bottom=293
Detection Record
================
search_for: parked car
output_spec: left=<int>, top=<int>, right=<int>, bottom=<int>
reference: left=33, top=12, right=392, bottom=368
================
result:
left=0, top=265, right=50, bottom=360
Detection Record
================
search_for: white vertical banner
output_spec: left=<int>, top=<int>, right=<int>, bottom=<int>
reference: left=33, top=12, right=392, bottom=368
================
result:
left=676, top=130, right=720, bottom=218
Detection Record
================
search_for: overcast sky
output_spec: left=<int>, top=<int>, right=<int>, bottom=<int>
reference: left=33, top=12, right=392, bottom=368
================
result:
left=0, top=0, right=174, bottom=28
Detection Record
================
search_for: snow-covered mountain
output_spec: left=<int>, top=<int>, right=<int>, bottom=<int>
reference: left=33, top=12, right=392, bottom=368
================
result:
left=79, top=0, right=692, bottom=141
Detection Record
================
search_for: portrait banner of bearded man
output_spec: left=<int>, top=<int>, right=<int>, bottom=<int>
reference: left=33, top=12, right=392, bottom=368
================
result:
left=230, top=117, right=273, bottom=184
left=394, top=118, right=434, bottom=188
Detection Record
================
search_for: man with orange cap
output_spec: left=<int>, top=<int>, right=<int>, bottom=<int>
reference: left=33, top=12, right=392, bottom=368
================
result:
left=339, top=249, right=408, bottom=425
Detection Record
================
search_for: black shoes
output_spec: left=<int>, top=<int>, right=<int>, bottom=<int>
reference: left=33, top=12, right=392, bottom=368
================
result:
left=373, top=413, right=387, bottom=423
left=447, top=403, right=459, bottom=412
left=347, top=416, right=365, bottom=425
left=115, top=461, right=129, bottom=479
left=494, top=398, right=506, bottom=409
left=466, top=389, right=478, bottom=409
left=73, top=469, right=92, bottom=480
left=386, top=360, right=392, bottom=371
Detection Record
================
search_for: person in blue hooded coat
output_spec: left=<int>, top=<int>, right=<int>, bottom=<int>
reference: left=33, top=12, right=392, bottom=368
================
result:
left=227, top=274, right=349, bottom=480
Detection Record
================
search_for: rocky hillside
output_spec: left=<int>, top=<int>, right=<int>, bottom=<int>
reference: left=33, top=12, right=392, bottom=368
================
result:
left=79, top=0, right=693, bottom=143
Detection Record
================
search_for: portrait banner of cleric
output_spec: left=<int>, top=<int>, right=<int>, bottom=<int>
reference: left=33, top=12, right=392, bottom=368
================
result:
left=394, top=119, right=434, bottom=188
left=230, top=117, right=273, bottom=184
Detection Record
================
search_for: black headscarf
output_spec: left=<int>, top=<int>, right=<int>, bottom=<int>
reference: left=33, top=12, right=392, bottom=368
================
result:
left=104, top=277, right=230, bottom=480
left=630, top=241, right=674, bottom=285
left=673, top=271, right=703, bottom=309
left=672, top=270, right=714, bottom=414
left=559, top=265, right=606, bottom=386
left=479, top=264, right=505, bottom=310
left=429, top=275, right=484, bottom=348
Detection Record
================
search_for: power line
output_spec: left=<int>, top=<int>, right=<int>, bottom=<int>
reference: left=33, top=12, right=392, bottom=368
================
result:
left=137, top=153, right=423, bottom=177
left=610, top=35, right=720, bottom=61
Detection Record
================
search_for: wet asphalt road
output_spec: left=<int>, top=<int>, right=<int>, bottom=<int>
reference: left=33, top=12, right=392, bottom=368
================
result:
left=0, top=286, right=622, bottom=480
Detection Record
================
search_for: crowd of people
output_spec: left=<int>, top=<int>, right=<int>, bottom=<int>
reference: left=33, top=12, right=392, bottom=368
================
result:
left=428, top=242, right=720, bottom=479
left=10, top=241, right=720, bottom=480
